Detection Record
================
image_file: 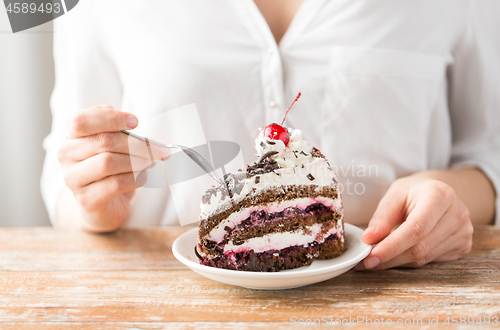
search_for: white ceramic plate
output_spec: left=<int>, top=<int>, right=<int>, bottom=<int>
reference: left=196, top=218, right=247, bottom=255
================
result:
left=172, top=223, right=372, bottom=290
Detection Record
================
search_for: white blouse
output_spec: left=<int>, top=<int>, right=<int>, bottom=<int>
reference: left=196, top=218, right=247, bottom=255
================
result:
left=42, top=0, right=500, bottom=227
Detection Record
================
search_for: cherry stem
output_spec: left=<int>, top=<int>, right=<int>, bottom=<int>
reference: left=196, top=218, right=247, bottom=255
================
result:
left=280, top=92, right=301, bottom=126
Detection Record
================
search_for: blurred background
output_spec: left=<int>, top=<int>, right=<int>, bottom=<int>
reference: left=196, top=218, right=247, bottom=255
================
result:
left=0, top=10, right=53, bottom=226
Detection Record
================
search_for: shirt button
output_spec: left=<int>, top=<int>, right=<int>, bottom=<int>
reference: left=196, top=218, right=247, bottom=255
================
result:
left=267, top=47, right=274, bottom=54
left=269, top=100, right=277, bottom=107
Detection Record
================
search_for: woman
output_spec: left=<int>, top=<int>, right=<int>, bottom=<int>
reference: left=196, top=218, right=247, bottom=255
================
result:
left=42, top=0, right=499, bottom=271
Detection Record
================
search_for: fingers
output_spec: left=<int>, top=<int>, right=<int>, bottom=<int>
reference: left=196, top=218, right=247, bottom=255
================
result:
left=64, top=153, right=155, bottom=189
left=355, top=205, right=472, bottom=271
left=362, top=182, right=407, bottom=245
left=353, top=243, right=378, bottom=271
left=370, top=206, right=463, bottom=269
left=363, top=181, right=453, bottom=269
left=59, top=105, right=153, bottom=230
left=427, top=215, right=473, bottom=263
left=67, top=106, right=138, bottom=138
left=76, top=173, right=140, bottom=213
left=380, top=219, right=472, bottom=269
left=59, top=132, right=170, bottom=162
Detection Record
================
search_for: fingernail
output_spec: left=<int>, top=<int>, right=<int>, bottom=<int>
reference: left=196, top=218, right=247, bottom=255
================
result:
left=364, top=257, right=380, bottom=269
left=362, top=226, right=376, bottom=238
left=353, top=262, right=366, bottom=271
left=364, top=226, right=376, bottom=234
left=159, top=148, right=170, bottom=160
left=126, top=115, right=138, bottom=128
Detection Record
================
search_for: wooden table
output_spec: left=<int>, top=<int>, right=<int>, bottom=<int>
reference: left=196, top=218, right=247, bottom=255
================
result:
left=0, top=226, right=499, bottom=329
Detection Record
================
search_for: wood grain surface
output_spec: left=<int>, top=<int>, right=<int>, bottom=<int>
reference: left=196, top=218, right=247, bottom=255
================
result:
left=0, top=226, right=499, bottom=329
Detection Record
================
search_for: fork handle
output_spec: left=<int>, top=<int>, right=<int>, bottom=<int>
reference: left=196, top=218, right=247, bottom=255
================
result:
left=121, top=130, right=175, bottom=149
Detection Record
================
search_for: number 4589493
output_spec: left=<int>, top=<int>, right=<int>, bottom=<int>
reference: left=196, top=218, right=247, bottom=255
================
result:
left=444, top=316, right=498, bottom=327
left=6, top=2, right=61, bottom=14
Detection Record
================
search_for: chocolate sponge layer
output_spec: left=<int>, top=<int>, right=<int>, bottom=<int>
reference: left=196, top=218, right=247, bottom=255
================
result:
left=197, top=207, right=342, bottom=258
left=199, top=184, right=339, bottom=238
left=198, top=233, right=344, bottom=272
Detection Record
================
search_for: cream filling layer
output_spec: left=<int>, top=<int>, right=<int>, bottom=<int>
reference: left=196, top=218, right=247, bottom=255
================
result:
left=205, top=196, right=342, bottom=243
left=223, top=221, right=343, bottom=254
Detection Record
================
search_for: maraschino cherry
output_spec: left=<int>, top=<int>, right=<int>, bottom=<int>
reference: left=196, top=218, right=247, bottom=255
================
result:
left=258, top=92, right=301, bottom=146
left=258, top=123, right=290, bottom=145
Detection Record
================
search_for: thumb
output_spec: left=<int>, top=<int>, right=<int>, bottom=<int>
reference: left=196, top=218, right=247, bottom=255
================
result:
left=362, top=184, right=407, bottom=245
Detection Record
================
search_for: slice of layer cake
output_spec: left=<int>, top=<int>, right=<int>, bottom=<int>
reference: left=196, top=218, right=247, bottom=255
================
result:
left=195, top=127, right=344, bottom=272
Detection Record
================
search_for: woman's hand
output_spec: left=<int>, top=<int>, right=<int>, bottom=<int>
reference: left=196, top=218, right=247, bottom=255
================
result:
left=356, top=175, right=474, bottom=270
left=57, top=105, right=170, bottom=232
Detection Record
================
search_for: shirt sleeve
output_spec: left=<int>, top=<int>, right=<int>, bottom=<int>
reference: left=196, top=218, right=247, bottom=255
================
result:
left=41, top=2, right=123, bottom=226
left=448, top=0, right=500, bottom=225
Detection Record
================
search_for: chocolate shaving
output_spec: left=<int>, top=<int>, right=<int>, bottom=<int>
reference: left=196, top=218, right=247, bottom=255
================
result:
left=260, top=141, right=266, bottom=149
left=201, top=187, right=218, bottom=204
left=257, top=150, right=279, bottom=163
left=301, top=164, right=305, bottom=168
left=311, top=147, right=326, bottom=159
left=255, top=176, right=260, bottom=184
left=220, top=174, right=234, bottom=200
left=201, top=238, right=217, bottom=250
left=194, top=246, right=203, bottom=260
left=300, top=151, right=307, bottom=156
left=246, top=158, right=280, bottom=177
left=224, top=226, right=232, bottom=232
left=202, top=170, right=248, bottom=204
left=221, top=172, right=247, bottom=200
left=293, top=151, right=298, bottom=158
left=307, top=173, right=315, bottom=181
left=233, top=240, right=244, bottom=246
left=267, top=141, right=276, bottom=145
left=264, top=164, right=275, bottom=172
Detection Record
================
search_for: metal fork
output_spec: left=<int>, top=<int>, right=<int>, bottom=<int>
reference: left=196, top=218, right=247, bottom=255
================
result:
left=121, top=130, right=224, bottom=185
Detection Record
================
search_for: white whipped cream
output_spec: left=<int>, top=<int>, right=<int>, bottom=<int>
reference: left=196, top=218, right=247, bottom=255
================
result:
left=200, top=127, right=339, bottom=219
left=255, top=128, right=313, bottom=168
